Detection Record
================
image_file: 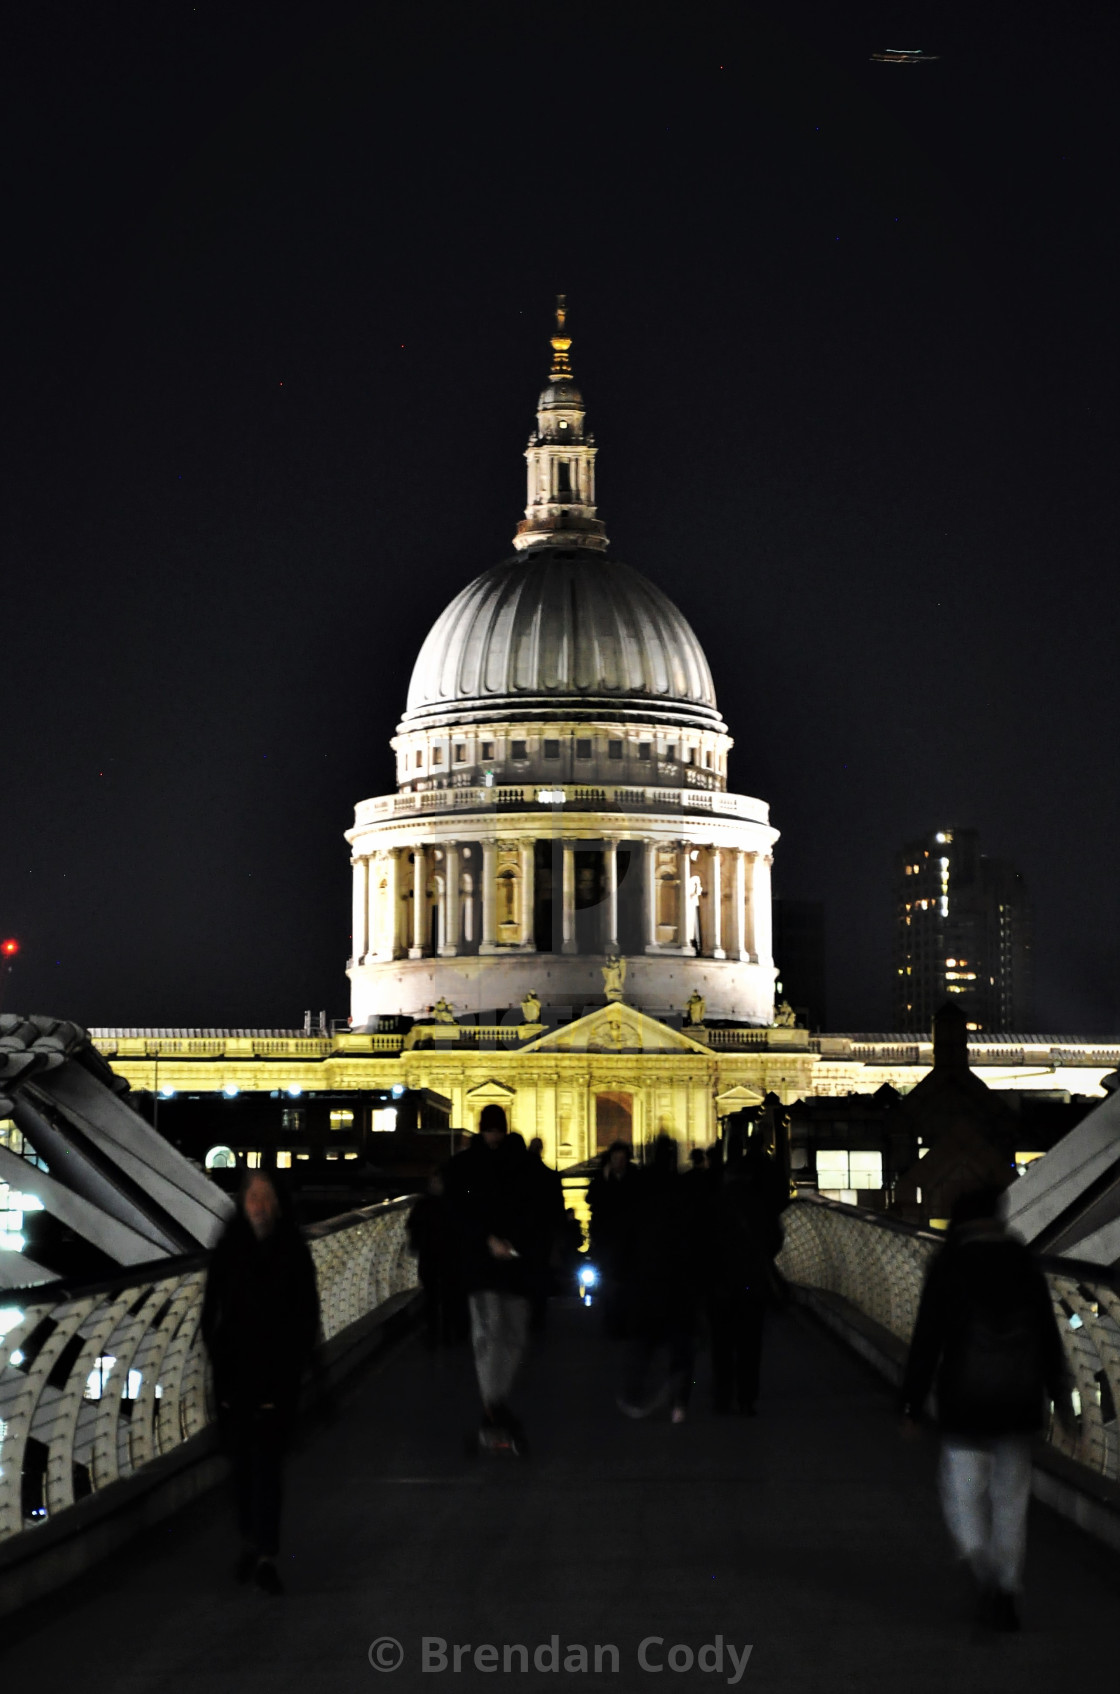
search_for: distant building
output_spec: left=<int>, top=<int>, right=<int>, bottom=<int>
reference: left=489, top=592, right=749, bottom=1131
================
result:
left=773, top=899, right=827, bottom=1030
left=893, top=827, right=1032, bottom=1033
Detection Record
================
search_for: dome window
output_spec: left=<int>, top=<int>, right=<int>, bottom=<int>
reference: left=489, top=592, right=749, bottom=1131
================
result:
left=608, top=740, right=623, bottom=761
left=432, top=748, right=443, bottom=766
left=559, top=419, right=568, bottom=429
left=543, top=740, right=560, bottom=760
left=481, top=741, right=494, bottom=760
left=511, top=740, right=528, bottom=761
left=415, top=750, right=424, bottom=768
left=454, top=744, right=466, bottom=763
left=576, top=739, right=592, bottom=760
left=638, top=743, right=651, bottom=760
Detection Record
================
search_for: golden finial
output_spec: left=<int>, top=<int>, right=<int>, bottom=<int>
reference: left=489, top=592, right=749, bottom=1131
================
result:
left=549, top=292, right=573, bottom=380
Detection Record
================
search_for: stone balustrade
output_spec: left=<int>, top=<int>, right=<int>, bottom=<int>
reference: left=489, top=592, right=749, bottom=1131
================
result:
left=778, top=1195, right=1120, bottom=1482
left=353, top=783, right=771, bottom=827
left=0, top=1197, right=417, bottom=1544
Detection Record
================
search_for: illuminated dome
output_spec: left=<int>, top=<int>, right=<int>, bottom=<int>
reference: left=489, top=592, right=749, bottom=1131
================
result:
left=400, top=546, right=723, bottom=733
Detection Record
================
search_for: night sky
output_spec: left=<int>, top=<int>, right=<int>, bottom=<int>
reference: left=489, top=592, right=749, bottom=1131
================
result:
left=4, top=3, right=1117, bottom=1034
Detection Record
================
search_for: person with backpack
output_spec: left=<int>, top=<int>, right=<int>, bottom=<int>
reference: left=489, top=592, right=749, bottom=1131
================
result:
left=900, top=1185, right=1074, bottom=1632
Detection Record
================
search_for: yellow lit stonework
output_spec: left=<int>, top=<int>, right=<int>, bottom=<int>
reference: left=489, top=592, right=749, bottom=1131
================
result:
left=90, top=1023, right=1118, bottom=1171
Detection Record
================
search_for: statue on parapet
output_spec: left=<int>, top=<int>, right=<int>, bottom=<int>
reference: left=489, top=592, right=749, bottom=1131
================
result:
left=773, top=998, right=797, bottom=1028
left=684, top=988, right=706, bottom=1027
left=602, top=951, right=627, bottom=1003
left=431, top=996, right=457, bottom=1025
left=520, top=990, right=542, bottom=1025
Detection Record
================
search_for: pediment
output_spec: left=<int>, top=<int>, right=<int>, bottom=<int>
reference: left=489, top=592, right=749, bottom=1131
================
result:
left=522, top=1005, right=711, bottom=1055
left=715, top=1083, right=765, bottom=1109
left=464, top=1078, right=518, bottom=1101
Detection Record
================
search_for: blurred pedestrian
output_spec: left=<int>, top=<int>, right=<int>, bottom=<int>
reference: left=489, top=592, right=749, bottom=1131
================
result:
left=406, top=1171, right=466, bottom=1346
left=588, top=1139, right=637, bottom=1338
left=445, top=1107, right=547, bottom=1450
left=706, top=1139, right=785, bottom=1416
left=900, top=1185, right=1074, bottom=1631
left=202, top=1170, right=320, bottom=1595
left=617, top=1135, right=705, bottom=1424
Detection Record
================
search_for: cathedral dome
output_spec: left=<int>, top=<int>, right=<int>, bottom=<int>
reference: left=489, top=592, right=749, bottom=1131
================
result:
left=400, top=547, right=723, bottom=733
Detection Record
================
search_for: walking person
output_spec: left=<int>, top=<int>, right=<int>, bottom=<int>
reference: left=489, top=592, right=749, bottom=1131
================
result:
left=445, top=1107, right=545, bottom=1451
left=406, top=1171, right=465, bottom=1346
left=588, top=1139, right=637, bottom=1339
left=201, top=1170, right=320, bottom=1594
left=525, top=1136, right=566, bottom=1331
left=616, top=1135, right=704, bottom=1424
left=707, top=1136, right=786, bottom=1416
left=900, top=1185, right=1074, bottom=1631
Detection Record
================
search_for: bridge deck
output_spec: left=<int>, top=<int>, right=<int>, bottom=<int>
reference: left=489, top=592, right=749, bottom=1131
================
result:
left=6, top=1300, right=1118, bottom=1692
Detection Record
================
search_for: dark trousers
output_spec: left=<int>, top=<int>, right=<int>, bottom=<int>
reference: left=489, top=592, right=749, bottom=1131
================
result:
left=708, top=1290, right=765, bottom=1410
left=221, top=1401, right=289, bottom=1558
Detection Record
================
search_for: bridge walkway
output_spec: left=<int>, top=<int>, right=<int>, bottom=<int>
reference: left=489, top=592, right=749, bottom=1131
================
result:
left=4, top=1298, right=1117, bottom=1692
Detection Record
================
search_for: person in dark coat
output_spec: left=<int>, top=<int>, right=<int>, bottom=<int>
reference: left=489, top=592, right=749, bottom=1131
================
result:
left=706, top=1141, right=785, bottom=1415
left=444, top=1108, right=548, bottom=1445
left=201, top=1170, right=320, bottom=1594
left=406, top=1171, right=466, bottom=1346
left=616, top=1135, right=706, bottom=1423
left=587, top=1140, right=637, bottom=1338
left=900, top=1185, right=1073, bottom=1631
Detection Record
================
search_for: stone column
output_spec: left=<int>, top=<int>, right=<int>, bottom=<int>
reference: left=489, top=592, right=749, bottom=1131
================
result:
left=731, top=846, right=747, bottom=960
left=480, top=839, right=498, bottom=951
left=440, top=842, right=460, bottom=957
left=519, top=838, right=536, bottom=948
left=351, top=856, right=369, bottom=964
left=603, top=838, right=619, bottom=951
left=710, top=846, right=725, bottom=958
left=644, top=840, right=658, bottom=951
left=385, top=847, right=400, bottom=958
left=744, top=852, right=760, bottom=961
left=753, top=852, right=774, bottom=967
left=561, top=842, right=577, bottom=954
left=677, top=843, right=693, bottom=953
left=409, top=845, right=427, bottom=957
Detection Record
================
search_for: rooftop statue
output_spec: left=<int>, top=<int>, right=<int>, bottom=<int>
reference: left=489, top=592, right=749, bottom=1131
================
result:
left=602, top=952, right=627, bottom=1003
left=685, top=988, right=706, bottom=1027
left=773, top=998, right=798, bottom=1028
left=431, top=997, right=457, bottom=1025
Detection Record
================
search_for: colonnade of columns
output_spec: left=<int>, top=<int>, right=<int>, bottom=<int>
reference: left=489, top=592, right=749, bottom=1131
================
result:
left=351, top=838, right=773, bottom=966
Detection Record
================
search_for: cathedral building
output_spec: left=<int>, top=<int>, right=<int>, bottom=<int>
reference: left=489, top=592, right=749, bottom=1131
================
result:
left=346, top=301, right=779, bottom=1030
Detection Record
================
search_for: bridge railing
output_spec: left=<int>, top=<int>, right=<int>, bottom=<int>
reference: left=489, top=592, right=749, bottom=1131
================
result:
left=0, top=1197, right=417, bottom=1545
left=778, top=1194, right=1120, bottom=1483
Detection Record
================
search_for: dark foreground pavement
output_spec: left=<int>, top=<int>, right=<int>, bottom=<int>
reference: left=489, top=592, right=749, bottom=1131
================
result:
left=5, top=1298, right=1118, bottom=1693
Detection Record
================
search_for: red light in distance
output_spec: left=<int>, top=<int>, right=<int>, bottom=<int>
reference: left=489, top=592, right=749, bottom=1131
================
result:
left=1, top=939, right=19, bottom=956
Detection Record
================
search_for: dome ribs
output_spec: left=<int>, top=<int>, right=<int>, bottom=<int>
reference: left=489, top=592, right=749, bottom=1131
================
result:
left=401, top=548, right=721, bottom=729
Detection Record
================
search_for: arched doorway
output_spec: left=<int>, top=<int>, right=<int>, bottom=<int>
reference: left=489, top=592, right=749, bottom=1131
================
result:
left=595, top=1091, right=633, bottom=1153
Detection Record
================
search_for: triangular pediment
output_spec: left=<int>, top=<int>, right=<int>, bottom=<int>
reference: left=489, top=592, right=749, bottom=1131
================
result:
left=464, top=1078, right=518, bottom=1101
left=522, top=1005, right=711, bottom=1055
left=715, top=1083, right=766, bottom=1109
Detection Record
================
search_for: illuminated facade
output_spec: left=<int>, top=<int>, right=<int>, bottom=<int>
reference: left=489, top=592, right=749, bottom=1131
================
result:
left=893, top=828, right=1033, bottom=1032
left=345, top=302, right=779, bottom=1030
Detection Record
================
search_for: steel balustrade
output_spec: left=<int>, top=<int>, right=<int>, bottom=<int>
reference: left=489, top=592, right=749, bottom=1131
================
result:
left=0, top=1197, right=417, bottom=1542
left=778, top=1194, right=1120, bottom=1481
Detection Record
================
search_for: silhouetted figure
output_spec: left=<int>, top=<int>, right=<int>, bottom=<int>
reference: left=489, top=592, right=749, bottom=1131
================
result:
left=559, top=1206, right=585, bottom=1286
left=901, top=1185, right=1073, bottom=1631
left=406, top=1172, right=466, bottom=1346
left=588, top=1140, right=637, bottom=1338
left=526, top=1135, right=566, bottom=1330
left=444, top=1108, right=548, bottom=1447
left=617, top=1135, right=705, bottom=1423
left=201, top=1171, right=320, bottom=1594
left=706, top=1140, right=785, bottom=1415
